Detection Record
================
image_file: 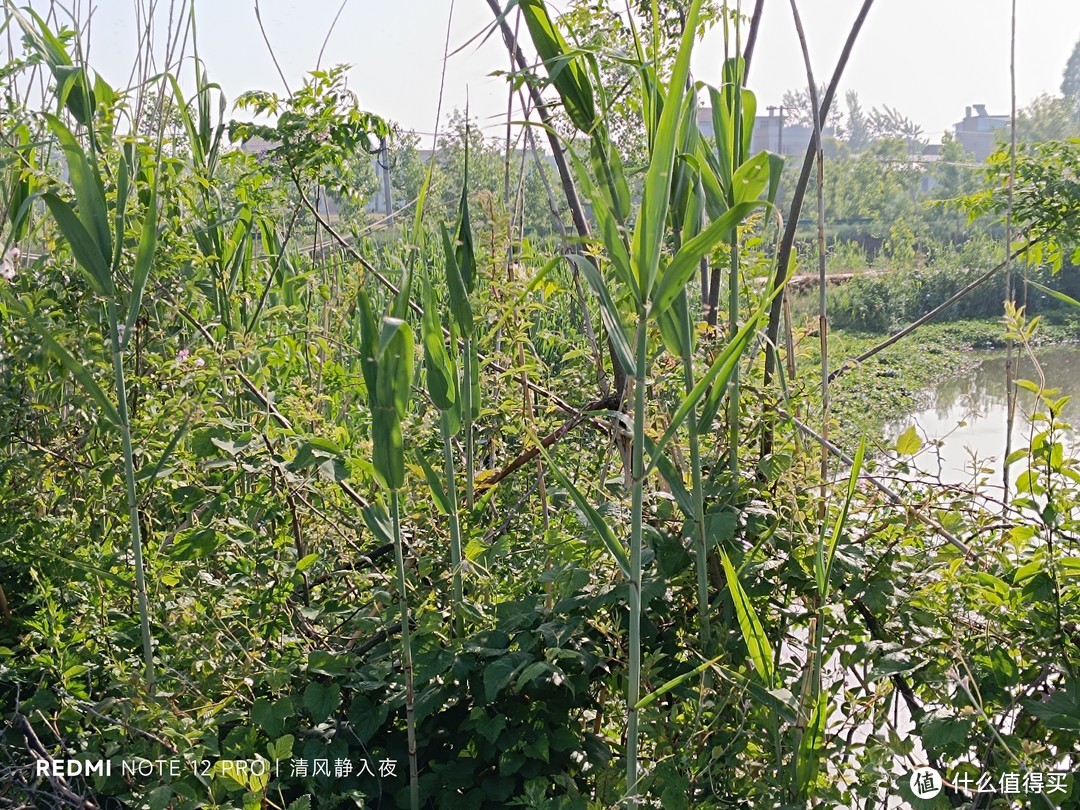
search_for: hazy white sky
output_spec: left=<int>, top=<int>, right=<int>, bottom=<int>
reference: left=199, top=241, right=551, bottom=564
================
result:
left=36, top=0, right=1080, bottom=145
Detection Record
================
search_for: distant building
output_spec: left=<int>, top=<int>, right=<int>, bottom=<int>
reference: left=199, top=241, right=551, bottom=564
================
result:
left=697, top=103, right=833, bottom=156
left=953, top=104, right=1010, bottom=161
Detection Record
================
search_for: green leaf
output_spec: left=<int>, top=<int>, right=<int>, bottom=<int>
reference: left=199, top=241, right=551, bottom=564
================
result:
left=441, top=223, right=473, bottom=333
left=537, top=443, right=631, bottom=579
left=483, top=652, right=531, bottom=702
left=41, top=193, right=112, bottom=296
left=636, top=655, right=723, bottom=710
left=632, top=0, right=705, bottom=298
left=720, top=548, right=774, bottom=686
left=731, top=150, right=773, bottom=205
left=518, top=0, right=596, bottom=133
left=421, top=277, right=456, bottom=411
left=43, top=114, right=111, bottom=264
left=896, top=426, right=922, bottom=456
left=567, top=254, right=637, bottom=377
left=1029, top=279, right=1080, bottom=310
left=303, top=682, right=341, bottom=724
left=415, top=449, right=452, bottom=515
left=11, top=300, right=120, bottom=426
left=650, top=201, right=758, bottom=319
left=795, top=691, right=828, bottom=798
left=125, top=177, right=159, bottom=344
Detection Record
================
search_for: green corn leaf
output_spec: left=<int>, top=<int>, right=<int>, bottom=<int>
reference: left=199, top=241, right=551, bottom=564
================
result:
left=356, top=290, right=379, bottom=397
left=650, top=201, right=758, bottom=319
left=519, top=0, right=597, bottom=134
left=648, top=304, right=769, bottom=467
left=795, top=691, right=828, bottom=798
left=656, top=289, right=690, bottom=359
left=818, top=436, right=865, bottom=598
left=739, top=87, right=757, bottom=161
left=566, top=254, right=637, bottom=378
left=44, top=114, right=111, bottom=264
left=421, top=279, right=457, bottom=412
left=766, top=153, right=785, bottom=206
left=720, top=548, right=774, bottom=686
left=414, top=450, right=452, bottom=515
left=457, top=131, right=477, bottom=293
left=112, top=144, right=132, bottom=273
left=441, top=223, right=472, bottom=333
left=125, top=175, right=159, bottom=345
left=537, top=443, right=631, bottom=579
left=372, top=408, right=405, bottom=492
left=1029, top=279, right=1080, bottom=310
left=589, top=133, right=630, bottom=223
left=731, top=151, right=772, bottom=206
left=708, top=85, right=735, bottom=198
left=11, top=299, right=120, bottom=426
left=636, top=654, right=724, bottom=710
left=569, top=152, right=637, bottom=301
left=632, top=0, right=704, bottom=299
left=376, top=318, right=414, bottom=422
left=644, top=435, right=693, bottom=519
left=42, top=192, right=112, bottom=297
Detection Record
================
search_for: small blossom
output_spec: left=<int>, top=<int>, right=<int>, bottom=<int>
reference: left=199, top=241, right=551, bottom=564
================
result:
left=0, top=247, right=18, bottom=281
left=193, top=357, right=205, bottom=368
left=176, top=348, right=190, bottom=363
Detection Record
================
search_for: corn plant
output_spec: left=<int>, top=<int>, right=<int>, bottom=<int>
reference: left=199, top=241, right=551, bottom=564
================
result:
left=357, top=289, right=420, bottom=810
left=520, top=0, right=785, bottom=799
left=4, top=8, right=163, bottom=690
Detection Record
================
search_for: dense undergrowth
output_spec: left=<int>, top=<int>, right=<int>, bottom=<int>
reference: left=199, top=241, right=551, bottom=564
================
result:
left=2, top=3, right=1080, bottom=810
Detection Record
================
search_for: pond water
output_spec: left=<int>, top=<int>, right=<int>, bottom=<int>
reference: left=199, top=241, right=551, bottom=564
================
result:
left=888, top=344, right=1080, bottom=488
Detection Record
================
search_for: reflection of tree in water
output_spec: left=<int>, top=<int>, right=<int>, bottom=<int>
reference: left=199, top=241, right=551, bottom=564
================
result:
left=931, top=346, right=1080, bottom=429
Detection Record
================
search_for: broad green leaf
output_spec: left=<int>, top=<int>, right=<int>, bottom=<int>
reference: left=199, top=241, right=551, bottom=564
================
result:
left=632, top=0, right=705, bottom=298
left=896, top=426, right=922, bottom=456
left=651, top=201, right=758, bottom=319
left=731, top=151, right=772, bottom=205
left=567, top=254, right=637, bottom=378
left=518, top=0, right=596, bottom=134
left=795, top=690, right=828, bottom=798
left=12, top=300, right=120, bottom=426
left=376, top=318, right=414, bottom=421
left=43, top=114, right=111, bottom=263
left=441, top=223, right=473, bottom=333
left=303, top=681, right=340, bottom=724
left=125, top=177, right=159, bottom=343
left=720, top=548, right=774, bottom=686
left=538, top=443, right=631, bottom=579
left=421, top=278, right=456, bottom=411
left=42, top=193, right=112, bottom=295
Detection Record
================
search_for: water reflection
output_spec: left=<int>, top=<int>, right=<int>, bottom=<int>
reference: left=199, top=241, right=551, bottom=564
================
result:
left=890, top=345, right=1080, bottom=486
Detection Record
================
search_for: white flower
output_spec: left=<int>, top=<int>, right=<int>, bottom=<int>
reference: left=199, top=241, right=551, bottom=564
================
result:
left=193, top=357, right=205, bottom=368
left=0, top=247, right=17, bottom=281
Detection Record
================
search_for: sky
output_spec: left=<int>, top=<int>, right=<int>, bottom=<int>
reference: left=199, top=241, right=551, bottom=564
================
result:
left=19, top=0, right=1080, bottom=147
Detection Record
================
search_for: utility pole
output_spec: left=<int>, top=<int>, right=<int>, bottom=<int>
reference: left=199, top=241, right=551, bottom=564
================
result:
left=378, top=134, right=394, bottom=225
left=767, top=104, right=786, bottom=154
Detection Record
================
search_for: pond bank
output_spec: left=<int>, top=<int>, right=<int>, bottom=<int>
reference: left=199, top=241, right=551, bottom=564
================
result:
left=816, top=314, right=1080, bottom=449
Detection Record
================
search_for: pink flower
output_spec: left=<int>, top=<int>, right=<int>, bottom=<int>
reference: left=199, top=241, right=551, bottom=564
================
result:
left=176, top=348, right=190, bottom=363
